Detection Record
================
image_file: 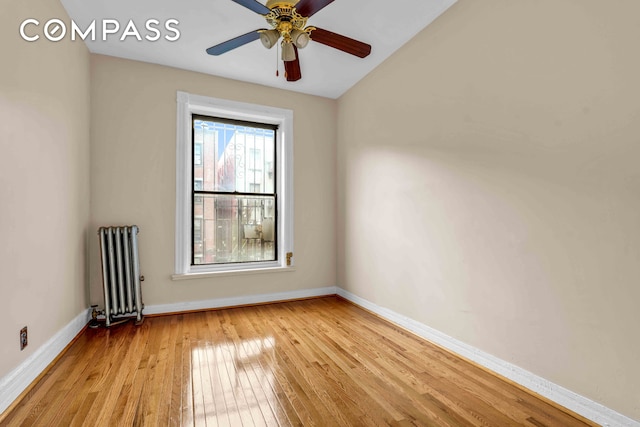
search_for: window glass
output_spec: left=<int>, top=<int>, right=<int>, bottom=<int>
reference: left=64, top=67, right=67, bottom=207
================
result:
left=192, top=116, right=277, bottom=265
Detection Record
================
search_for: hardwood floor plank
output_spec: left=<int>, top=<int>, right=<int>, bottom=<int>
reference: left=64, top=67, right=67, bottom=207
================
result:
left=301, top=300, right=466, bottom=426
left=154, top=316, right=181, bottom=426
left=191, top=312, right=214, bottom=427
left=178, top=321, right=195, bottom=427
left=260, top=305, right=355, bottom=423
left=167, top=316, right=186, bottom=426
left=69, top=391, right=100, bottom=427
left=139, top=317, right=167, bottom=427
left=115, top=322, right=153, bottom=426
left=207, top=311, right=246, bottom=427
left=234, top=307, right=304, bottom=426
left=259, top=304, right=353, bottom=426
left=248, top=306, right=329, bottom=426
left=95, top=323, right=149, bottom=426
left=218, top=309, right=269, bottom=427
left=277, top=304, right=396, bottom=426
left=1, top=297, right=597, bottom=427
left=213, top=309, right=277, bottom=427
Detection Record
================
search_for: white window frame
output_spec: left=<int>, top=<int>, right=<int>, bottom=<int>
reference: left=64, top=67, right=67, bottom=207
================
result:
left=174, top=91, right=294, bottom=278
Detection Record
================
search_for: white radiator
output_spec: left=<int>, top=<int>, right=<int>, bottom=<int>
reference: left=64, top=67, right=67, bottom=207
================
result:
left=98, top=226, right=144, bottom=327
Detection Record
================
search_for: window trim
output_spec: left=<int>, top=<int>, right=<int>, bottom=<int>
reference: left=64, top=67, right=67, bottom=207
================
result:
left=174, top=91, right=294, bottom=277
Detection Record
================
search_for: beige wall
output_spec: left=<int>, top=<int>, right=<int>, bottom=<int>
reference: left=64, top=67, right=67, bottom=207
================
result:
left=337, top=0, right=640, bottom=420
left=0, top=1, right=90, bottom=379
left=89, top=55, right=336, bottom=307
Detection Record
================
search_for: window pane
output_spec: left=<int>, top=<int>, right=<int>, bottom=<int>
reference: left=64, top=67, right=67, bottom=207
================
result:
left=193, top=118, right=275, bottom=194
left=194, top=142, right=203, bottom=165
left=193, top=123, right=205, bottom=192
left=193, top=194, right=276, bottom=264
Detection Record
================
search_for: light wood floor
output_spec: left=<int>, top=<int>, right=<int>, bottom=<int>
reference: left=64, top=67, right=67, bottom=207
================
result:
left=1, top=297, right=596, bottom=426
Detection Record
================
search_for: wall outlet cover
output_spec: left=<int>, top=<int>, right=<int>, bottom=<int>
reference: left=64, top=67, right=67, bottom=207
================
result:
left=20, top=326, right=28, bottom=351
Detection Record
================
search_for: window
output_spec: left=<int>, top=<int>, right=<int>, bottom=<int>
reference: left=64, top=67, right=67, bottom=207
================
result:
left=194, top=142, right=203, bottom=165
left=194, top=178, right=203, bottom=191
left=191, top=116, right=276, bottom=265
left=193, top=217, right=203, bottom=265
left=175, top=92, right=294, bottom=277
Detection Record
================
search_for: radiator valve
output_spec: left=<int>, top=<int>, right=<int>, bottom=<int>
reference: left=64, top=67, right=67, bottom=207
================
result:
left=89, top=305, right=104, bottom=329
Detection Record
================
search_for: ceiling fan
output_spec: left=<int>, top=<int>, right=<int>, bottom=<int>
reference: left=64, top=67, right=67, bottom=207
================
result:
left=206, top=0, right=372, bottom=82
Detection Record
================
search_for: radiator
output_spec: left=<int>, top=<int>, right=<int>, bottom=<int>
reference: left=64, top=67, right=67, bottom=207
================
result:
left=98, top=226, right=144, bottom=327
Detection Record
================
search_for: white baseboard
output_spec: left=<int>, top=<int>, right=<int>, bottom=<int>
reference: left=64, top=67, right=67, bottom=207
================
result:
left=144, top=286, right=338, bottom=316
left=0, top=309, right=90, bottom=416
left=336, top=288, right=640, bottom=427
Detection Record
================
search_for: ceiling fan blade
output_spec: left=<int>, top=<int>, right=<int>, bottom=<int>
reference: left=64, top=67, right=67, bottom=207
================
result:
left=295, top=0, right=334, bottom=17
left=231, top=0, right=271, bottom=15
left=284, top=45, right=302, bottom=81
left=309, top=27, right=371, bottom=58
left=206, top=30, right=263, bottom=55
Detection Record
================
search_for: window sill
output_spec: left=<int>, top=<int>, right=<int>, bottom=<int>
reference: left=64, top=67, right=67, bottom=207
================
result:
left=171, top=266, right=296, bottom=281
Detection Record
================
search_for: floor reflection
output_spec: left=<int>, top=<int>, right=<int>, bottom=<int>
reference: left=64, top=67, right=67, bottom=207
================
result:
left=191, top=336, right=277, bottom=425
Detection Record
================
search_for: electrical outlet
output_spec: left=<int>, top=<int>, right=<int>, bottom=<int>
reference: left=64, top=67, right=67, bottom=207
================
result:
left=20, top=326, right=28, bottom=351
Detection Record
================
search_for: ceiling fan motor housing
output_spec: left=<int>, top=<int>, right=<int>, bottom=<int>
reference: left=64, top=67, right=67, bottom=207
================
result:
left=267, top=8, right=308, bottom=36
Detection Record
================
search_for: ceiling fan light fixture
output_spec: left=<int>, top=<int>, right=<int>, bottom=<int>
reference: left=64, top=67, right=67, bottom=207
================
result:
left=259, top=29, right=280, bottom=49
left=291, top=29, right=310, bottom=49
left=281, top=41, right=296, bottom=61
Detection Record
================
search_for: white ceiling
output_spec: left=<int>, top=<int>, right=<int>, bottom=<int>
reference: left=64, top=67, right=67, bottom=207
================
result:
left=60, top=0, right=456, bottom=99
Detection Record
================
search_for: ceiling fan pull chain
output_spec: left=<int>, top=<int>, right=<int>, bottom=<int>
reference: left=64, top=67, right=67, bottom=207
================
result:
left=276, top=43, right=280, bottom=77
